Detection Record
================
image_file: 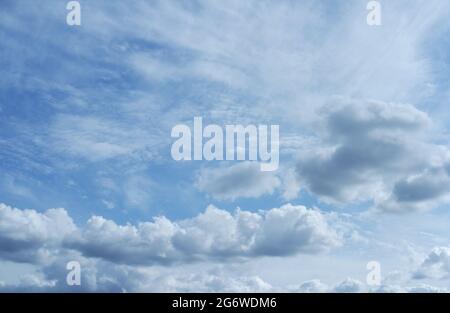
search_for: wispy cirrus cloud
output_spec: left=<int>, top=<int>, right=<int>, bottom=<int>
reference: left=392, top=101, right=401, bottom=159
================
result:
left=2, top=0, right=450, bottom=293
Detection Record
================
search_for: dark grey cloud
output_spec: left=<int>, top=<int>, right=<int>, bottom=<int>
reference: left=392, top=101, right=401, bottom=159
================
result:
left=380, top=163, right=450, bottom=212
left=393, top=167, right=450, bottom=202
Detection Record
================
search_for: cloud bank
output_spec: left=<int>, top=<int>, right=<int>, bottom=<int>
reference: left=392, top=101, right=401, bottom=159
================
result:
left=0, top=203, right=343, bottom=267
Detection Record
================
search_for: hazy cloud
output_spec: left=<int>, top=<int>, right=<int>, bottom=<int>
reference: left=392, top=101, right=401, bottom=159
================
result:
left=196, top=162, right=281, bottom=201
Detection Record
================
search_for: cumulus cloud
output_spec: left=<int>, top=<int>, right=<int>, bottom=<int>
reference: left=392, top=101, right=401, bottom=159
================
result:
left=372, top=284, right=448, bottom=293
left=0, top=202, right=348, bottom=291
left=0, top=203, right=344, bottom=268
left=413, top=246, right=450, bottom=279
left=289, top=279, right=329, bottom=293
left=69, top=204, right=342, bottom=265
left=379, top=163, right=450, bottom=212
left=67, top=214, right=179, bottom=265
left=2, top=0, right=450, bottom=293
left=0, top=204, right=76, bottom=263
left=332, top=278, right=366, bottom=293
left=293, top=277, right=449, bottom=293
left=0, top=259, right=274, bottom=293
left=2, top=239, right=449, bottom=293
left=4, top=269, right=446, bottom=293
left=196, top=162, right=281, bottom=201
left=295, top=98, right=450, bottom=213
left=137, top=273, right=273, bottom=293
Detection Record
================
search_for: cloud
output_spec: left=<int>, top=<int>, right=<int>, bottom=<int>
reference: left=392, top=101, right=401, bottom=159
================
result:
left=280, top=170, right=302, bottom=201
left=0, top=202, right=343, bottom=267
left=130, top=54, right=247, bottom=88
left=2, top=0, right=450, bottom=213
left=0, top=274, right=56, bottom=293
left=0, top=204, right=76, bottom=264
left=70, top=203, right=342, bottom=265
left=68, top=215, right=179, bottom=265
left=3, top=267, right=447, bottom=293
left=290, top=279, right=329, bottom=293
left=137, top=272, right=273, bottom=293
left=2, top=0, right=450, bottom=293
left=332, top=278, right=366, bottom=293
left=48, top=114, right=156, bottom=162
left=405, top=284, right=448, bottom=293
left=296, top=98, right=429, bottom=202
left=2, top=233, right=449, bottom=293
left=413, top=246, right=450, bottom=279
left=196, top=162, right=281, bottom=201
left=373, top=284, right=448, bottom=293
left=291, top=277, right=448, bottom=293
left=295, top=98, right=450, bottom=213
left=379, top=163, right=450, bottom=212
left=0, top=258, right=274, bottom=292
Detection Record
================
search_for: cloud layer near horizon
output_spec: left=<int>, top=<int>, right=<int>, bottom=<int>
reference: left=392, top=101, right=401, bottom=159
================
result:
left=0, top=203, right=343, bottom=266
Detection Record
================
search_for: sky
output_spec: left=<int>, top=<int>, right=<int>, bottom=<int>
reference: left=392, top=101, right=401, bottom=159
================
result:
left=1, top=0, right=450, bottom=292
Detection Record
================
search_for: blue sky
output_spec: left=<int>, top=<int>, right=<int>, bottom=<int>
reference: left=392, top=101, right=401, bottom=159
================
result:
left=1, top=0, right=450, bottom=292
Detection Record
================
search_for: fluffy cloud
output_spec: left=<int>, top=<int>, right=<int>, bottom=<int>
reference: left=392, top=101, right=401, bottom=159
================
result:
left=289, top=279, right=329, bottom=293
left=67, top=215, right=178, bottom=265
left=332, top=278, right=366, bottom=293
left=70, top=204, right=342, bottom=265
left=295, top=98, right=450, bottom=213
left=2, top=0, right=450, bottom=293
left=136, top=273, right=273, bottom=293
left=196, top=162, right=281, bottom=201
left=0, top=258, right=274, bottom=292
left=373, top=284, right=448, bottom=293
left=2, top=240, right=450, bottom=293
left=413, top=246, right=450, bottom=279
left=0, top=202, right=347, bottom=291
left=3, top=269, right=447, bottom=293
left=294, top=278, right=449, bottom=294
left=0, top=203, right=343, bottom=268
left=379, top=163, right=450, bottom=212
left=0, top=204, right=76, bottom=263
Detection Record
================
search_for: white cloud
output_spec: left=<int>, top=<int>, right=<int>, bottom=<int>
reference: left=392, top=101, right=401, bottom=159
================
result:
left=0, top=259, right=274, bottom=292
left=2, top=0, right=450, bottom=293
left=0, top=204, right=76, bottom=264
left=0, top=202, right=343, bottom=267
left=405, top=284, right=448, bottom=293
left=135, top=272, right=273, bottom=293
left=289, top=279, right=329, bottom=293
left=413, top=246, right=450, bottom=279
left=70, top=203, right=342, bottom=264
left=332, top=278, right=366, bottom=293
